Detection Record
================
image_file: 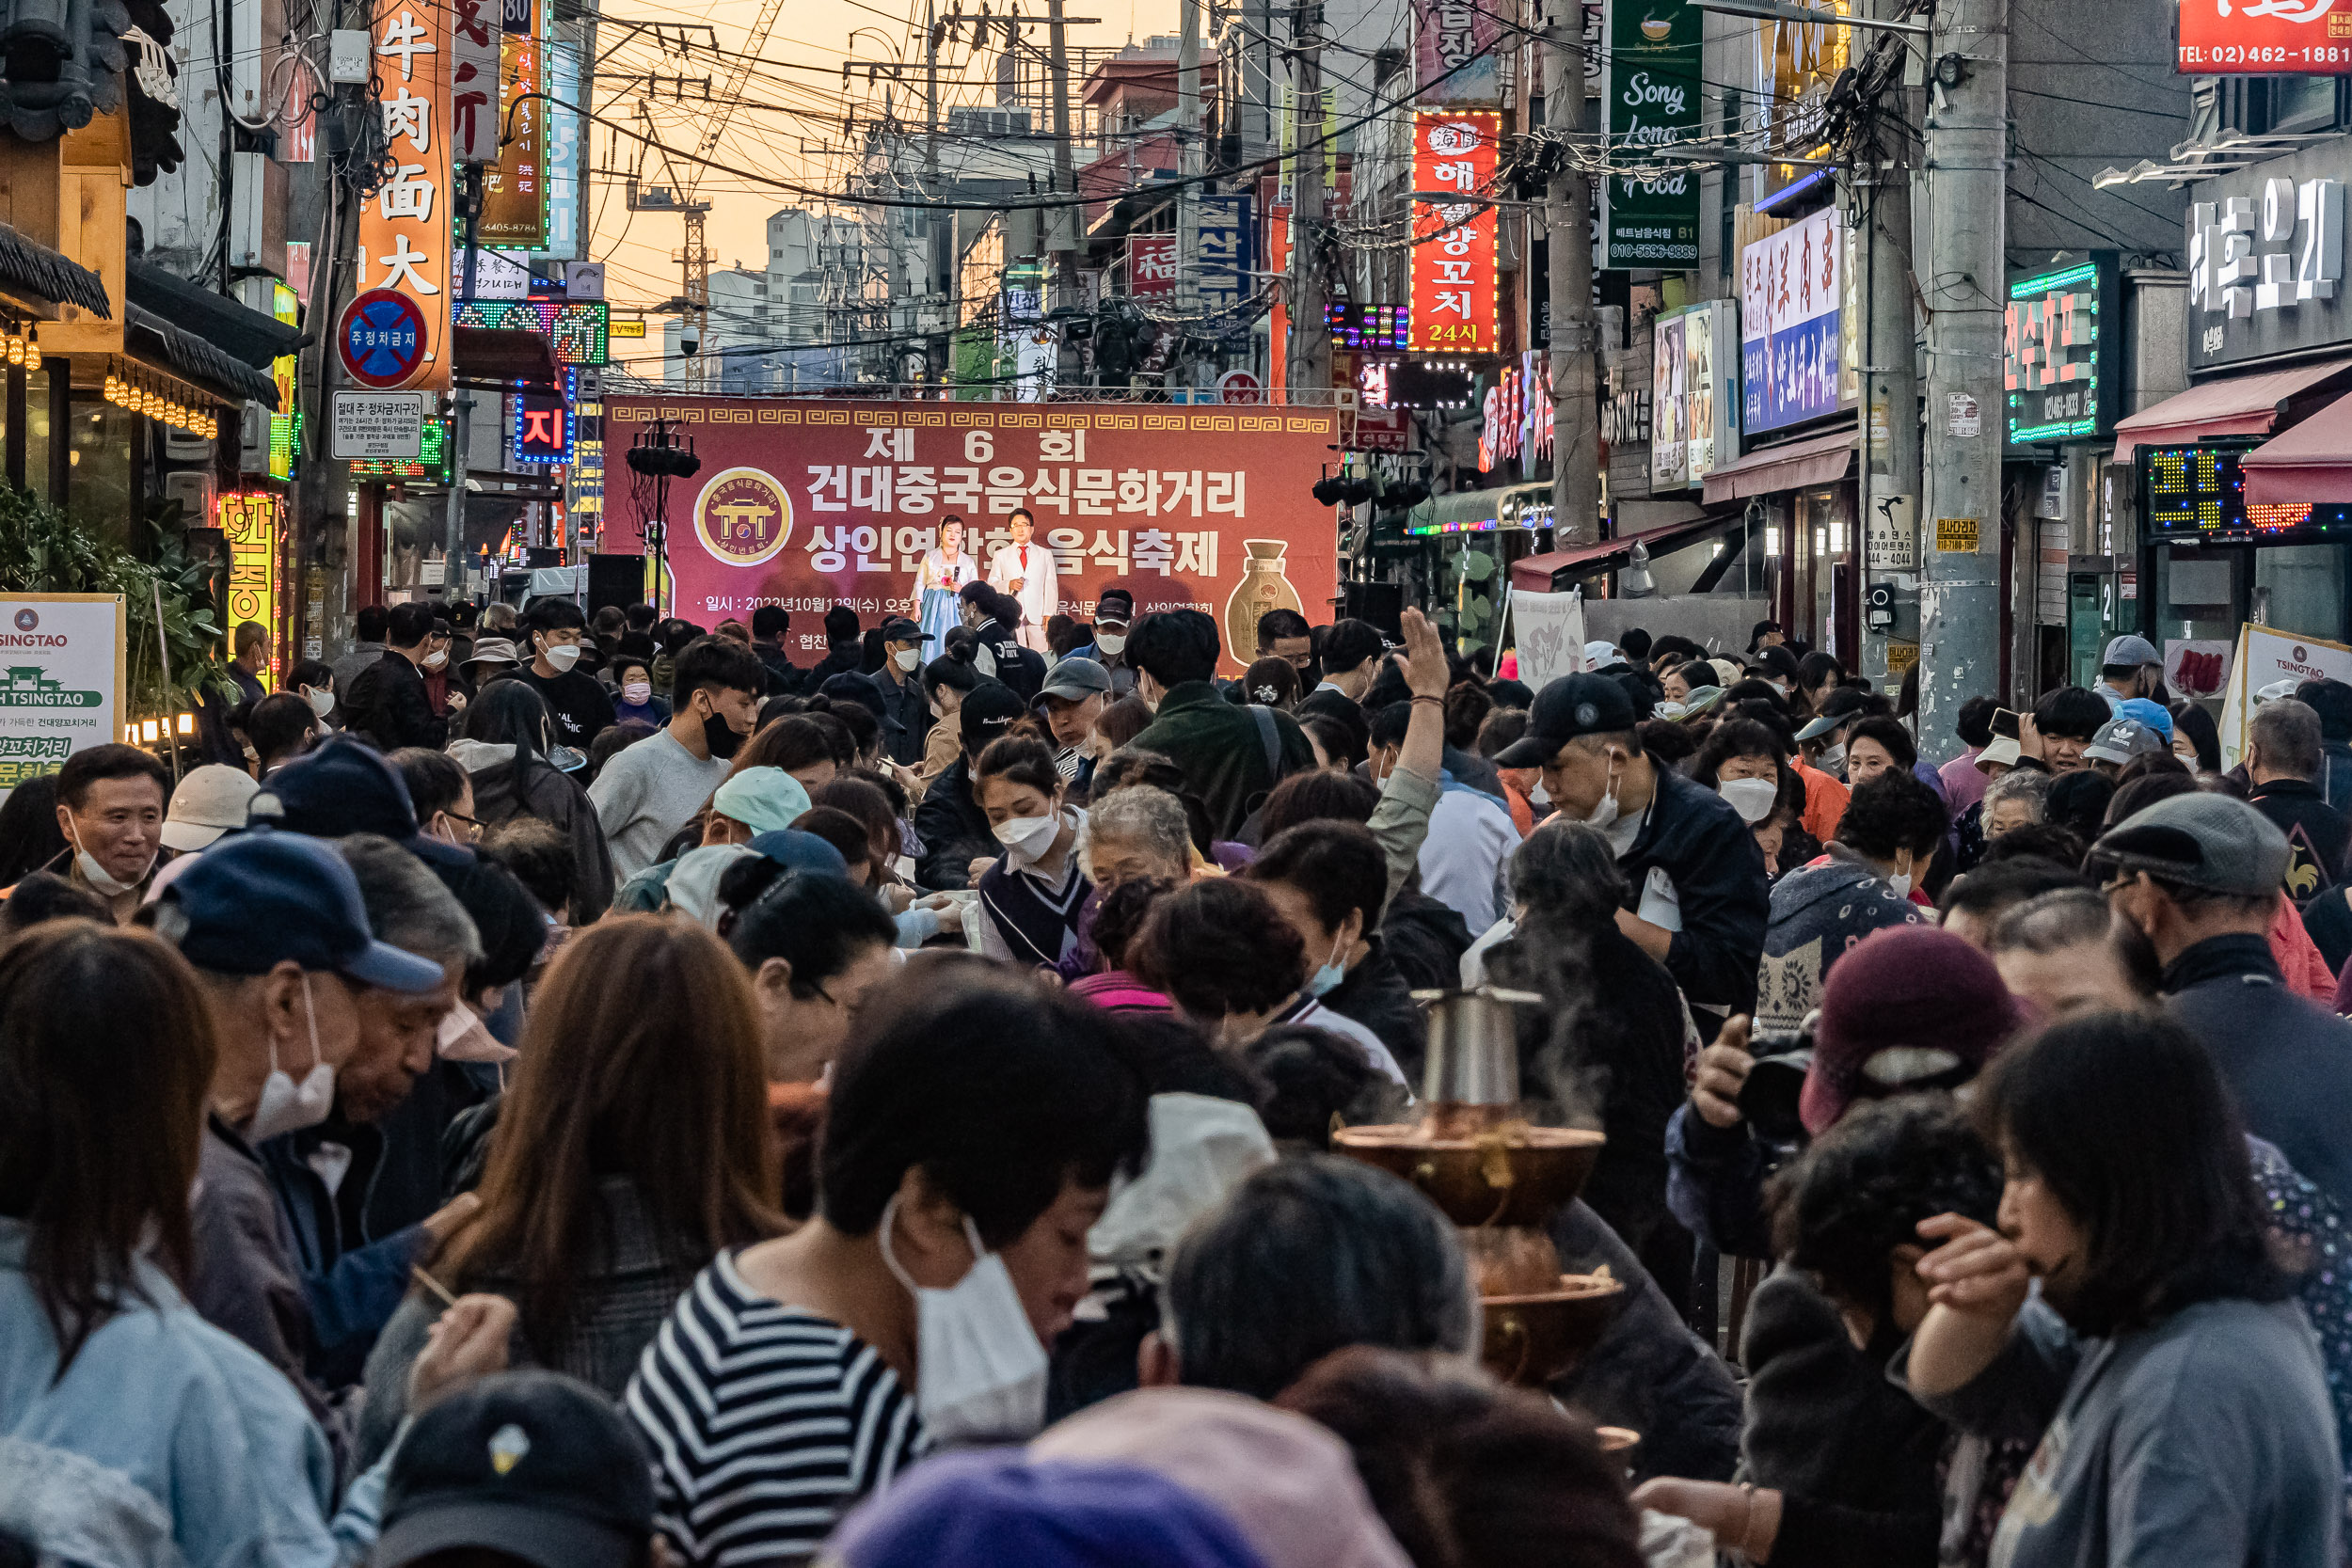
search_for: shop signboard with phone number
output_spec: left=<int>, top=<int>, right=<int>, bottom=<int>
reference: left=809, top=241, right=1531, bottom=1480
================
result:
left=2179, top=0, right=2352, bottom=73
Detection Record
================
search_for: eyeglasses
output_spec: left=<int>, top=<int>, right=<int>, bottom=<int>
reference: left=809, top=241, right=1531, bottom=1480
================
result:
left=443, top=811, right=485, bottom=844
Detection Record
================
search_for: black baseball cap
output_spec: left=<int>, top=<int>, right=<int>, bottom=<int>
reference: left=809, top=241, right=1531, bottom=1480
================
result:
left=961, top=681, right=1028, bottom=752
left=374, top=1370, right=656, bottom=1568
left=163, top=832, right=447, bottom=991
left=879, top=615, right=931, bottom=644
left=250, top=735, right=474, bottom=872
left=1493, top=673, right=1642, bottom=768
left=1093, top=591, right=1134, bottom=626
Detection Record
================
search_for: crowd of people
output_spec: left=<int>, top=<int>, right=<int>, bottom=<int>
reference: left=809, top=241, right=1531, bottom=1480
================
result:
left=4, top=578, right=2350, bottom=1568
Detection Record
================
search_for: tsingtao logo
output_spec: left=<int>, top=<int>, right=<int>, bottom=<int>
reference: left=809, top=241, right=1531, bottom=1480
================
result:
left=13, top=610, right=37, bottom=631
left=693, top=468, right=794, bottom=567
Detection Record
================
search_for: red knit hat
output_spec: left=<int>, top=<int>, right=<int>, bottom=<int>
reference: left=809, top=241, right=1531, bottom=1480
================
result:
left=1799, top=925, right=2026, bottom=1135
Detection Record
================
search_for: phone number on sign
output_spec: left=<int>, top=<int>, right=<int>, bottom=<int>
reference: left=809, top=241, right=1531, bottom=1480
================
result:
left=2179, top=43, right=2352, bottom=66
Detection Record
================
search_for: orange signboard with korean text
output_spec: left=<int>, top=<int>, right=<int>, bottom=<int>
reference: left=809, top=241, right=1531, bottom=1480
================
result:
left=354, top=0, right=452, bottom=390
left=1408, top=110, right=1500, bottom=356
left=600, top=400, right=1339, bottom=673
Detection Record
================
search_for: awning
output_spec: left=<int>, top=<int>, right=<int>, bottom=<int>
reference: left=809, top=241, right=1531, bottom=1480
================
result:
left=1699, top=424, right=1856, bottom=504
left=126, top=262, right=300, bottom=367
left=1402, top=482, right=1551, bottom=535
left=2110, top=357, right=2352, bottom=462
left=125, top=304, right=278, bottom=409
left=453, top=325, right=561, bottom=387
left=1508, top=514, right=1735, bottom=593
left=2242, top=389, right=2352, bottom=504
left=0, top=222, right=107, bottom=320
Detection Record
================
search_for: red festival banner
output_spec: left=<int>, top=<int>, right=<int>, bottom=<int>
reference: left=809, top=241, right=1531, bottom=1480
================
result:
left=602, top=399, right=1340, bottom=673
left=1408, top=111, right=1501, bottom=356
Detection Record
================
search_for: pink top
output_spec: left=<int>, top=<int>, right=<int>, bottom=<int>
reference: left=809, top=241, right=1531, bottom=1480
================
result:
left=1939, top=747, right=1990, bottom=818
left=1068, top=970, right=1173, bottom=1012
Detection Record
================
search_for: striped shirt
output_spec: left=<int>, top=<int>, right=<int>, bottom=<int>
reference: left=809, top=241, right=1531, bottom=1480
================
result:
left=624, top=1251, right=926, bottom=1568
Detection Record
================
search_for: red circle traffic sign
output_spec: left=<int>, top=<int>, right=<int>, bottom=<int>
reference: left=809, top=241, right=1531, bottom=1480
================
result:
left=339, top=289, right=431, bottom=388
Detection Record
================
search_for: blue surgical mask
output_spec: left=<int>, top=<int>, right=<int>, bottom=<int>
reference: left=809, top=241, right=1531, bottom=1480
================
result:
left=1307, top=934, right=1348, bottom=998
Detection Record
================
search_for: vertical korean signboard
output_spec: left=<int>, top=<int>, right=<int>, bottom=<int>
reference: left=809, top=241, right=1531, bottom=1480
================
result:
left=1740, top=205, right=1847, bottom=434
left=480, top=0, right=546, bottom=246
left=1414, top=0, right=1502, bottom=101
left=1603, top=0, right=1702, bottom=266
left=601, top=400, right=1338, bottom=676
left=1408, top=111, right=1499, bottom=356
left=449, top=0, right=499, bottom=163
left=341, top=0, right=452, bottom=393
left=2004, top=252, right=2117, bottom=450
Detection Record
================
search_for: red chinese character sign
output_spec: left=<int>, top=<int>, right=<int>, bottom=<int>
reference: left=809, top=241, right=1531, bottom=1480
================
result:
left=1126, top=235, right=1178, bottom=298
left=1408, top=112, right=1500, bottom=355
left=343, top=0, right=451, bottom=391
left=600, top=400, right=1339, bottom=675
left=449, top=0, right=499, bottom=162
left=2180, top=0, right=2352, bottom=71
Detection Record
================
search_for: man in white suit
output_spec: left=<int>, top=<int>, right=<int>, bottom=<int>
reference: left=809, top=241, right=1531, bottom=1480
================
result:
left=986, top=508, right=1057, bottom=653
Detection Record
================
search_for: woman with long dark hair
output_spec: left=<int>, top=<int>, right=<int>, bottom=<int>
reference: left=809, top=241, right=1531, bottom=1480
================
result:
left=357, top=915, right=787, bottom=1463
left=1906, top=1008, right=2339, bottom=1566
left=450, top=678, right=617, bottom=920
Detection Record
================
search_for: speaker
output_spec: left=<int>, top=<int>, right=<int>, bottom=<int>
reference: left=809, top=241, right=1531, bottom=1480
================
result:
left=1342, top=580, right=1404, bottom=639
left=588, top=552, right=646, bottom=614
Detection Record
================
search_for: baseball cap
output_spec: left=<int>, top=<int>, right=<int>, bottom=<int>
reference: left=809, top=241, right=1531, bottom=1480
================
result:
left=1754, top=644, right=1802, bottom=685
left=2083, top=716, right=2164, bottom=767
left=711, top=766, right=814, bottom=834
left=961, top=682, right=1028, bottom=752
left=1041, top=657, right=1113, bottom=703
left=879, top=615, right=931, bottom=644
left=1795, top=686, right=1872, bottom=742
left=1801, top=926, right=2024, bottom=1135
left=831, top=1449, right=1266, bottom=1568
left=2101, top=633, right=2161, bottom=669
left=747, top=827, right=853, bottom=879
left=2090, top=791, right=2290, bottom=898
left=374, top=1370, right=656, bottom=1568
left=1582, top=639, right=1620, bottom=669
left=252, top=735, right=420, bottom=841
left=162, top=832, right=446, bottom=991
left=1093, top=592, right=1134, bottom=627
left=2116, top=697, right=2174, bottom=739
left=1493, top=673, right=1642, bottom=768
left=161, top=764, right=261, bottom=852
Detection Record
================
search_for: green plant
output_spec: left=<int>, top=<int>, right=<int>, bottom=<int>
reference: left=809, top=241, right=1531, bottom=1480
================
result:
left=0, top=484, right=236, bottom=717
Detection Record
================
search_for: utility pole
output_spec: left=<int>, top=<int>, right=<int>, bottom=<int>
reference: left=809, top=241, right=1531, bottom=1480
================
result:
left=1916, top=0, right=2006, bottom=761
left=1176, top=0, right=1202, bottom=392
left=446, top=165, right=485, bottom=590
left=1284, top=2, right=1329, bottom=400
left=1544, top=0, right=1597, bottom=546
left=927, top=0, right=949, bottom=388
left=1856, top=8, right=1921, bottom=691
left=1048, top=0, right=1081, bottom=303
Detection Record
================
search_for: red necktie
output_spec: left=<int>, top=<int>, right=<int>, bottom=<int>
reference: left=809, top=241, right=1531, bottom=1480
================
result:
left=1022, top=546, right=1030, bottom=570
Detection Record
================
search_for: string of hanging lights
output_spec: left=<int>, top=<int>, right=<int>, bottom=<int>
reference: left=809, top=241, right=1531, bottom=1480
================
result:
left=99, top=357, right=218, bottom=438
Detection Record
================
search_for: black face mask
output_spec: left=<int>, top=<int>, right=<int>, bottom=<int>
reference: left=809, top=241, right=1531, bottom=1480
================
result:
left=704, top=707, right=747, bottom=760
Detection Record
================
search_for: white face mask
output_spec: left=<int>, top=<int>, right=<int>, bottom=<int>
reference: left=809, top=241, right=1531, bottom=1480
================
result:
left=69, top=818, right=153, bottom=898
left=1581, top=755, right=1622, bottom=830
left=1096, top=632, right=1126, bottom=656
left=993, top=813, right=1061, bottom=861
left=1886, top=852, right=1915, bottom=899
left=878, top=1195, right=1048, bottom=1445
left=422, top=649, right=449, bottom=671
left=1817, top=742, right=1847, bottom=773
left=622, top=680, right=653, bottom=705
left=543, top=642, right=582, bottom=673
left=249, top=975, right=337, bottom=1142
left=304, top=686, right=335, bottom=717
left=895, top=648, right=922, bottom=672
left=1719, top=777, right=1778, bottom=824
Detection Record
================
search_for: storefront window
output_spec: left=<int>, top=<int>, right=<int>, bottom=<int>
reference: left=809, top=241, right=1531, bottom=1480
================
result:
left=68, top=398, right=134, bottom=546
left=23, top=375, right=48, bottom=503
left=2254, top=544, right=2344, bottom=642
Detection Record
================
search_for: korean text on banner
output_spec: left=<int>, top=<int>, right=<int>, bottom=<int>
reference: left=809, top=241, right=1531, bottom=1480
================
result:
left=1408, top=111, right=1500, bottom=356
left=2218, top=622, right=2352, bottom=771
left=356, top=0, right=452, bottom=392
left=479, top=0, right=546, bottom=245
left=1510, top=589, right=1588, bottom=689
left=2179, top=0, right=2352, bottom=72
left=0, top=594, right=126, bottom=800
left=1740, top=205, right=1845, bottom=435
left=1415, top=0, right=1502, bottom=101
left=1602, top=0, right=1701, bottom=267
left=449, top=0, right=499, bottom=162
left=599, top=400, right=1339, bottom=676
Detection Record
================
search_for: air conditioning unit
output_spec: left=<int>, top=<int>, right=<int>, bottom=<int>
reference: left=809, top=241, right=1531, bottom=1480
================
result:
left=160, top=426, right=213, bottom=464
left=238, top=402, right=270, bottom=472
left=161, top=467, right=215, bottom=526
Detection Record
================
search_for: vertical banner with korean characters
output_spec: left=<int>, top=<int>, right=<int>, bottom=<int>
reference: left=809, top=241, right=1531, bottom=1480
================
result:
left=0, top=594, right=125, bottom=802
left=479, top=0, right=546, bottom=246
left=1414, top=0, right=1502, bottom=101
left=1408, top=111, right=1500, bottom=356
left=1740, top=204, right=1847, bottom=435
left=341, top=0, right=451, bottom=393
left=599, top=401, right=1340, bottom=675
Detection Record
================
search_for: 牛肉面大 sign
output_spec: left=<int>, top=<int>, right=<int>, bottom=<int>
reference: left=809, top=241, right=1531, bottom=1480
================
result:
left=600, top=400, right=1339, bottom=674
left=2005, top=252, right=2119, bottom=450
left=2187, top=142, right=2352, bottom=371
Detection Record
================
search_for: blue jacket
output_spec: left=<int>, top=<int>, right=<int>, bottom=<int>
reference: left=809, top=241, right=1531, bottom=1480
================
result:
left=259, top=1130, right=433, bottom=1389
left=0, top=1217, right=343, bottom=1568
left=1620, top=766, right=1772, bottom=1018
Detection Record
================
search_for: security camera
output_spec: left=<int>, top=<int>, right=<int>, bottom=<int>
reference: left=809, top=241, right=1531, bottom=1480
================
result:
left=680, top=335, right=700, bottom=357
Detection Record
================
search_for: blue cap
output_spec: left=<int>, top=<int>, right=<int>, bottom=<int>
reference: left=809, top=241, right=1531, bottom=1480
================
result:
left=164, top=833, right=448, bottom=992
left=711, top=767, right=813, bottom=835
left=831, top=1450, right=1266, bottom=1568
left=746, top=828, right=850, bottom=879
left=251, top=735, right=420, bottom=840
left=2116, top=697, right=2173, bottom=740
